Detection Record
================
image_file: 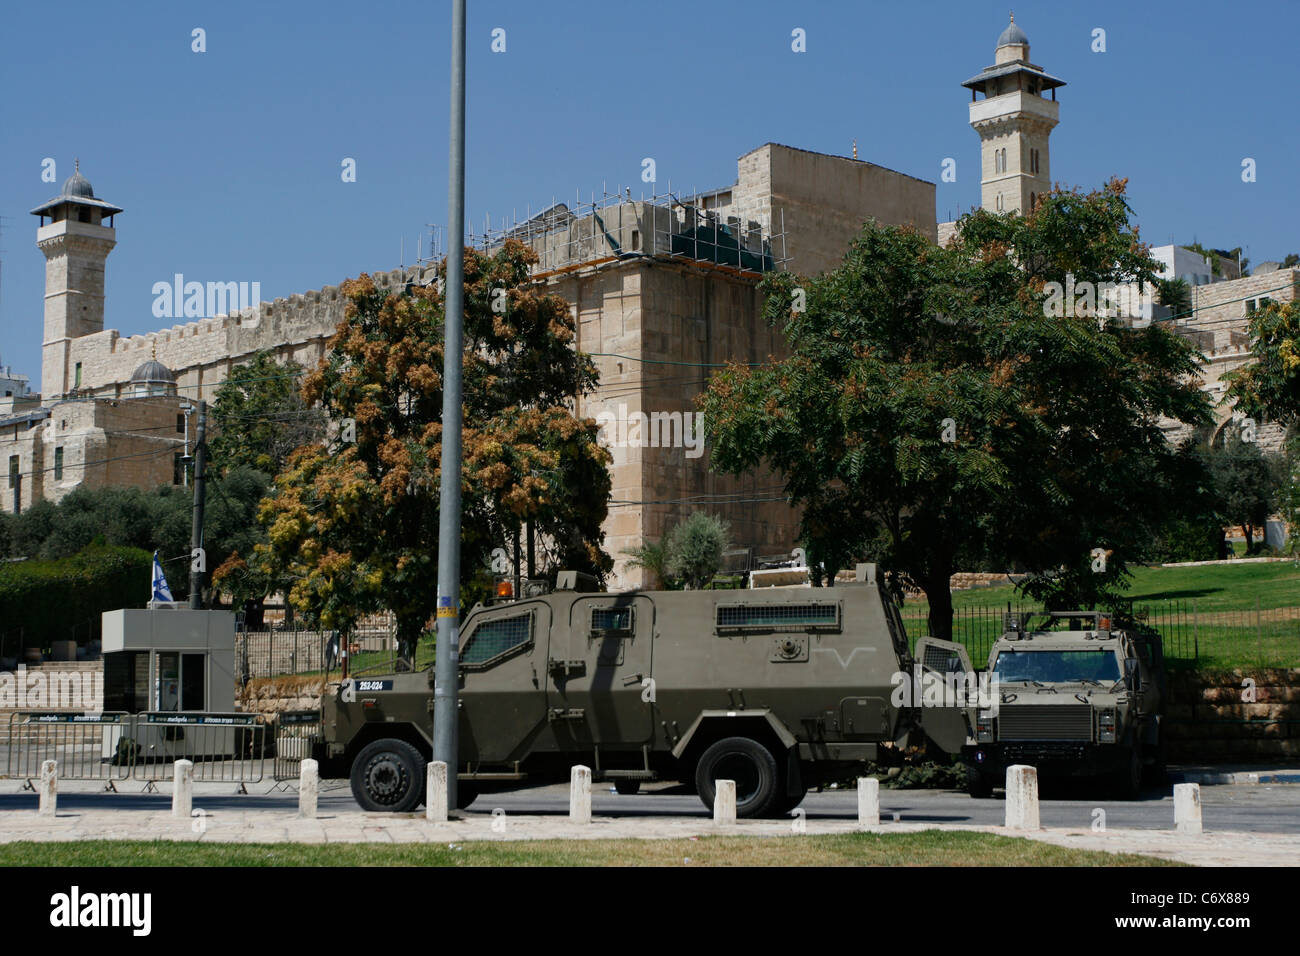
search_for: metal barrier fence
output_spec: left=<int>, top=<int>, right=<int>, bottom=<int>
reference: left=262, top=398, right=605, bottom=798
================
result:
left=273, top=710, right=322, bottom=782
left=901, top=599, right=1300, bottom=668
left=4, top=712, right=133, bottom=784
left=1, top=712, right=279, bottom=789
left=130, top=713, right=266, bottom=786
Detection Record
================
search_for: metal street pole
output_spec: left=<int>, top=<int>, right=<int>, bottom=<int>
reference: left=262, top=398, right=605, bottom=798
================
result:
left=432, top=0, right=467, bottom=811
left=188, top=399, right=208, bottom=610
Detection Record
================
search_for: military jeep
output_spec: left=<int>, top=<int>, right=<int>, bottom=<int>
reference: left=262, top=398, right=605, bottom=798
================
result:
left=960, top=610, right=1167, bottom=799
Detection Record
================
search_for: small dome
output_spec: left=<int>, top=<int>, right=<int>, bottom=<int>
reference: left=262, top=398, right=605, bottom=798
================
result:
left=997, top=16, right=1029, bottom=48
left=131, top=359, right=175, bottom=384
left=61, top=160, right=95, bottom=200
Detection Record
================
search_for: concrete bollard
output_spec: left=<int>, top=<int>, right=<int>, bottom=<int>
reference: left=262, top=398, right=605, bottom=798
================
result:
left=713, top=779, right=737, bottom=825
left=569, top=765, right=592, bottom=824
left=38, top=759, right=56, bottom=817
left=858, top=777, right=880, bottom=827
left=1174, top=783, right=1203, bottom=835
left=172, top=760, right=193, bottom=819
left=298, top=758, right=319, bottom=819
left=1005, top=765, right=1040, bottom=830
left=426, top=761, right=448, bottom=823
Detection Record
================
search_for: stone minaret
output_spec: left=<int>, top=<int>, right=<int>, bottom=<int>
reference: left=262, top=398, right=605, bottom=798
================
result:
left=30, top=161, right=122, bottom=399
left=962, top=15, right=1065, bottom=215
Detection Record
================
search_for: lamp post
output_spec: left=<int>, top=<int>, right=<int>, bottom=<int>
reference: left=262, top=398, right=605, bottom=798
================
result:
left=432, top=0, right=467, bottom=812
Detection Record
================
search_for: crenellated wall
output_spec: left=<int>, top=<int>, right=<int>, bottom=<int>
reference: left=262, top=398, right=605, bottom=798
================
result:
left=67, top=267, right=434, bottom=404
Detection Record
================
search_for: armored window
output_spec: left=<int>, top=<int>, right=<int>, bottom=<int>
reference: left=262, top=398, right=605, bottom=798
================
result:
left=460, top=611, right=533, bottom=669
left=54, top=447, right=64, bottom=481
left=590, top=606, right=634, bottom=636
left=74, top=363, right=82, bottom=388
left=177, top=414, right=185, bottom=434
left=715, top=602, right=840, bottom=634
left=7, top=455, right=18, bottom=489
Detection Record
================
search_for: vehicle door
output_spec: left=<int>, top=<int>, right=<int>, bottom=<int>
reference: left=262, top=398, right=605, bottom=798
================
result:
left=456, top=600, right=552, bottom=765
left=546, top=594, right=655, bottom=748
left=912, top=636, right=977, bottom=753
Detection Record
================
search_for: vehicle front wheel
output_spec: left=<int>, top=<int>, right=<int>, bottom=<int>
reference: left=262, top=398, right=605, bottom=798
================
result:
left=1115, top=744, right=1143, bottom=800
left=965, top=763, right=994, bottom=799
left=694, top=736, right=780, bottom=818
left=350, top=738, right=426, bottom=812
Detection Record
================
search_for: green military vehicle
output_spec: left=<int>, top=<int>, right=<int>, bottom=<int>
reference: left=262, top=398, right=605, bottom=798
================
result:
left=961, top=611, right=1167, bottom=799
left=321, top=566, right=966, bottom=817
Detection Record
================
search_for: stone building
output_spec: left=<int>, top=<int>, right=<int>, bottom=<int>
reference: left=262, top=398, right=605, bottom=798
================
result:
left=2, top=145, right=936, bottom=588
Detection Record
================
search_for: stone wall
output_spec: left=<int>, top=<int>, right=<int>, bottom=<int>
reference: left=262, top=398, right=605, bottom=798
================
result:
left=1166, top=669, right=1300, bottom=760
left=70, top=267, right=431, bottom=404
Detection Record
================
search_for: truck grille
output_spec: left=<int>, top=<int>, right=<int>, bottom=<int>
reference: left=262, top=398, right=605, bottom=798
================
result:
left=997, top=705, right=1093, bottom=741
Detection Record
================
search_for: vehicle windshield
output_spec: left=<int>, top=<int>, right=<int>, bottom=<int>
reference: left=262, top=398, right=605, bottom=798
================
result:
left=992, top=649, right=1121, bottom=684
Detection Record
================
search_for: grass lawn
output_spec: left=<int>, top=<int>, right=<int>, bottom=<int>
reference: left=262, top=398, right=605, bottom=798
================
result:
left=0, top=831, right=1180, bottom=867
left=900, top=560, right=1300, bottom=669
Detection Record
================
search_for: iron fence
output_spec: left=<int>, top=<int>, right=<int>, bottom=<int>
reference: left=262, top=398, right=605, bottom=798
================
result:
left=900, top=599, right=1300, bottom=668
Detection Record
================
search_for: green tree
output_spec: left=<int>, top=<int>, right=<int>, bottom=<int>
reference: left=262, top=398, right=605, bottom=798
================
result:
left=208, top=351, right=326, bottom=476
left=1224, top=298, right=1300, bottom=427
left=665, top=512, right=730, bottom=589
left=1156, top=277, right=1192, bottom=321
left=254, top=241, right=613, bottom=655
left=623, top=538, right=672, bottom=589
left=702, top=180, right=1210, bottom=638
left=1205, top=434, right=1278, bottom=554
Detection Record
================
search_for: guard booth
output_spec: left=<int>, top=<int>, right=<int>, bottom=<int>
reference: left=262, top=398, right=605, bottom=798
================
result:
left=100, top=608, right=239, bottom=761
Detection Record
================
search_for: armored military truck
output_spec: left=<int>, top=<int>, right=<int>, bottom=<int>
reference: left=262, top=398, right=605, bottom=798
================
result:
left=321, top=566, right=965, bottom=817
left=960, top=611, right=1167, bottom=799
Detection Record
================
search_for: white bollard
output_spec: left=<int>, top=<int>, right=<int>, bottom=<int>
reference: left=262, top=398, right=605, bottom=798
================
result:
left=858, top=777, right=880, bottom=827
left=298, top=758, right=319, bottom=819
left=426, top=761, right=448, bottom=823
left=1174, top=783, right=1203, bottom=835
left=38, top=759, right=56, bottom=818
left=569, top=765, right=592, bottom=824
left=713, top=779, right=737, bottom=825
left=1004, top=765, right=1040, bottom=830
left=172, top=760, right=193, bottom=818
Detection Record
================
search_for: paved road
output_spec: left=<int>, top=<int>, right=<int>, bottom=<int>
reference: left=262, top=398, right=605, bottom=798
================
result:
left=3, top=779, right=1297, bottom=834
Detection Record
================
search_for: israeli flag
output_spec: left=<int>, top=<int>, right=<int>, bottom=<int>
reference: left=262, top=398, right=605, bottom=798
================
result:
left=152, top=551, right=174, bottom=603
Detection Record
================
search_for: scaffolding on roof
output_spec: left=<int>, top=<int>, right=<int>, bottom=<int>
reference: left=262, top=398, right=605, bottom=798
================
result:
left=463, top=184, right=788, bottom=278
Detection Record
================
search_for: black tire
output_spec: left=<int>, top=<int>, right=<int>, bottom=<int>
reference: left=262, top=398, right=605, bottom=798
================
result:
left=350, top=738, right=426, bottom=812
left=1143, top=725, right=1168, bottom=788
left=694, top=736, right=781, bottom=818
left=1115, top=744, right=1143, bottom=800
left=966, top=763, right=994, bottom=799
left=613, top=779, right=641, bottom=796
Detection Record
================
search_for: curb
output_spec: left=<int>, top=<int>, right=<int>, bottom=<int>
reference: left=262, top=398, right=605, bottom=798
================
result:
left=1171, top=770, right=1300, bottom=786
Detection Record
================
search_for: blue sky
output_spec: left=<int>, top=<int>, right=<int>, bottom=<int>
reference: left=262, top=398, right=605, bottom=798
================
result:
left=2, top=0, right=1296, bottom=384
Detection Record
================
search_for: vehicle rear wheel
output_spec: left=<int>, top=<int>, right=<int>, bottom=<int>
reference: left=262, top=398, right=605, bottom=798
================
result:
left=965, top=763, right=994, bottom=799
left=694, top=736, right=780, bottom=818
left=350, top=738, right=425, bottom=812
left=613, top=779, right=641, bottom=796
left=456, top=782, right=480, bottom=810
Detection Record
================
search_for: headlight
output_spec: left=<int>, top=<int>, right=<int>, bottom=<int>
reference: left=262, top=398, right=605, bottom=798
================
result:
left=977, top=711, right=994, bottom=742
left=1099, top=708, right=1116, bottom=743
